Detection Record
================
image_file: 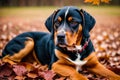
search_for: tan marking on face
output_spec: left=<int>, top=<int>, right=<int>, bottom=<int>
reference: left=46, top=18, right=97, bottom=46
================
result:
left=76, top=25, right=83, bottom=45
left=54, top=24, right=83, bottom=46
left=68, top=17, right=73, bottom=22
left=58, top=16, right=62, bottom=22
left=66, top=25, right=83, bottom=46
left=54, top=31, right=57, bottom=45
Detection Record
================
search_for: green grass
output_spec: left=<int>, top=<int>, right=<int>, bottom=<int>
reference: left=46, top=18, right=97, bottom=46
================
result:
left=0, top=6, right=58, bottom=18
left=0, top=6, right=120, bottom=18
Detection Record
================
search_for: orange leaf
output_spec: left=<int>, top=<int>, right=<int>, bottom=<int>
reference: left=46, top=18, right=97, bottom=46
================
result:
left=84, top=0, right=93, bottom=3
left=92, top=0, right=100, bottom=5
left=101, top=0, right=110, bottom=3
left=27, top=73, right=38, bottom=78
left=84, top=0, right=110, bottom=5
left=14, top=76, right=26, bottom=80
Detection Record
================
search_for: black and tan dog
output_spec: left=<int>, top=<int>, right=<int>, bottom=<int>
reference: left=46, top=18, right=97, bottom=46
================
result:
left=1, top=6, right=120, bottom=80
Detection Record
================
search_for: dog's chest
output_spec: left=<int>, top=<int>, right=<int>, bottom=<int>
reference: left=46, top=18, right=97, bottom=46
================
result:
left=66, top=53, right=87, bottom=71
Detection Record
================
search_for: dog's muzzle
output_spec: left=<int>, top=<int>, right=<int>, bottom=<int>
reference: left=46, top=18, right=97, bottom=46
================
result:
left=57, top=33, right=66, bottom=45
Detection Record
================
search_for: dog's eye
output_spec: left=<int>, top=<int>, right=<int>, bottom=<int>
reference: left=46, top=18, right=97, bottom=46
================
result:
left=70, top=21, right=78, bottom=27
left=55, top=21, right=61, bottom=28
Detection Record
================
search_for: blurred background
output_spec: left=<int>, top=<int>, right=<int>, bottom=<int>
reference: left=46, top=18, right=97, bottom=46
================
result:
left=0, top=0, right=120, bottom=79
left=0, top=0, right=120, bottom=6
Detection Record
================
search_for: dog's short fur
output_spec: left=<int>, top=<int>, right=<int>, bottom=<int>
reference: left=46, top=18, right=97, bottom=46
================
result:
left=1, top=6, right=120, bottom=80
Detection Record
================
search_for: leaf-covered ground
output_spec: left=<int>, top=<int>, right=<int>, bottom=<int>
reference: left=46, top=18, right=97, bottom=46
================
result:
left=0, top=7, right=120, bottom=80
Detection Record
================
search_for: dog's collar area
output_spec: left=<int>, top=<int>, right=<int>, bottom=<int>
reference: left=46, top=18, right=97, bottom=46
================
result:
left=67, top=38, right=90, bottom=54
left=56, top=38, right=90, bottom=54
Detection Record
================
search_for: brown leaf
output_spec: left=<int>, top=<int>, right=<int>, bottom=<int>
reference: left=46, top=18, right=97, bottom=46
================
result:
left=8, top=75, right=16, bottom=80
left=0, top=63, right=13, bottom=78
left=92, top=0, right=100, bottom=5
left=14, top=76, right=26, bottom=80
left=107, top=66, right=120, bottom=75
left=38, top=65, right=48, bottom=71
left=17, top=62, right=35, bottom=72
left=55, top=77, right=66, bottom=80
left=13, top=64, right=27, bottom=76
left=32, top=62, right=41, bottom=69
left=27, top=72, right=38, bottom=78
left=38, top=70, right=56, bottom=80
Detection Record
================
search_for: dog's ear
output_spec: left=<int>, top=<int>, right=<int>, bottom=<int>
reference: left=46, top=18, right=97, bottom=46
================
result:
left=80, top=9, right=96, bottom=38
left=45, top=10, right=59, bottom=32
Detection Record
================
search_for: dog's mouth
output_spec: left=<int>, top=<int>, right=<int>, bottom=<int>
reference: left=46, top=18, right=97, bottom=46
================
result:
left=56, top=34, right=77, bottom=51
left=57, top=38, right=90, bottom=53
left=57, top=43, right=66, bottom=47
left=57, top=43, right=76, bottom=52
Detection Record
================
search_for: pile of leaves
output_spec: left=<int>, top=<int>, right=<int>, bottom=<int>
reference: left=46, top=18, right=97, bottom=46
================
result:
left=0, top=17, right=120, bottom=79
left=0, top=61, right=66, bottom=80
left=92, top=23, right=120, bottom=72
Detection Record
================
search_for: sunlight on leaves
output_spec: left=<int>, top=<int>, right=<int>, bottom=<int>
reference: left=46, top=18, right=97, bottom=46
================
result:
left=84, top=0, right=110, bottom=5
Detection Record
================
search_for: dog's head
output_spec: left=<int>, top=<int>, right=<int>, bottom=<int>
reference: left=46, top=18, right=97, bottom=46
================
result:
left=45, top=6, right=95, bottom=48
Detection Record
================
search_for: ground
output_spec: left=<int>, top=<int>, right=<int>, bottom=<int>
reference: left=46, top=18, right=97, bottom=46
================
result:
left=0, top=6, right=120, bottom=80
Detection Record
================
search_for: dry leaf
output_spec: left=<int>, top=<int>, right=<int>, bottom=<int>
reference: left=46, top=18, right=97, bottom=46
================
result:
left=56, top=77, right=66, bottom=80
left=13, top=64, right=27, bottom=76
left=38, top=70, right=56, bottom=80
left=27, top=72, right=38, bottom=78
left=14, top=76, right=26, bottom=80
left=0, top=63, right=13, bottom=78
left=84, top=0, right=110, bottom=5
left=92, top=0, right=100, bottom=5
left=84, top=0, right=93, bottom=3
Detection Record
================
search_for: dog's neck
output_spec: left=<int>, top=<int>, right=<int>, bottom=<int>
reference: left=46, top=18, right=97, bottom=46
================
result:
left=55, top=38, right=90, bottom=71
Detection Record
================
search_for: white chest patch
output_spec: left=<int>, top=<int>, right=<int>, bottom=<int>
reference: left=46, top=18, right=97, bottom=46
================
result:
left=66, top=53, right=87, bottom=71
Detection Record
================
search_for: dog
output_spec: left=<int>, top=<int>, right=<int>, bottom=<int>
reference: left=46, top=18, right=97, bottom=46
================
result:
left=1, top=6, right=120, bottom=80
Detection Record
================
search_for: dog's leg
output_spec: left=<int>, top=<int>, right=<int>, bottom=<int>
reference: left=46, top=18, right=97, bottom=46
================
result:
left=52, top=60, right=88, bottom=80
left=84, top=52, right=120, bottom=80
left=2, top=37, right=34, bottom=65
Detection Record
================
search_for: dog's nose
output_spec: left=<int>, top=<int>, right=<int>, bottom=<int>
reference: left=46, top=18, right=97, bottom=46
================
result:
left=57, top=33, right=66, bottom=44
left=57, top=34, right=65, bottom=39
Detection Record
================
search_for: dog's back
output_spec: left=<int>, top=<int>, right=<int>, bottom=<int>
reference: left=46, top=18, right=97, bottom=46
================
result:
left=2, top=32, right=57, bottom=66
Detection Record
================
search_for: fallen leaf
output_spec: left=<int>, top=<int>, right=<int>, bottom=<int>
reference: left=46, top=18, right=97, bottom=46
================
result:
left=107, top=66, right=120, bottom=75
left=14, top=76, right=26, bottom=80
left=13, top=64, right=27, bottom=76
left=27, top=72, right=38, bottom=78
left=38, top=70, right=56, bottom=80
left=0, top=63, right=13, bottom=78
left=17, top=62, right=35, bottom=72
left=56, top=77, right=66, bottom=80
